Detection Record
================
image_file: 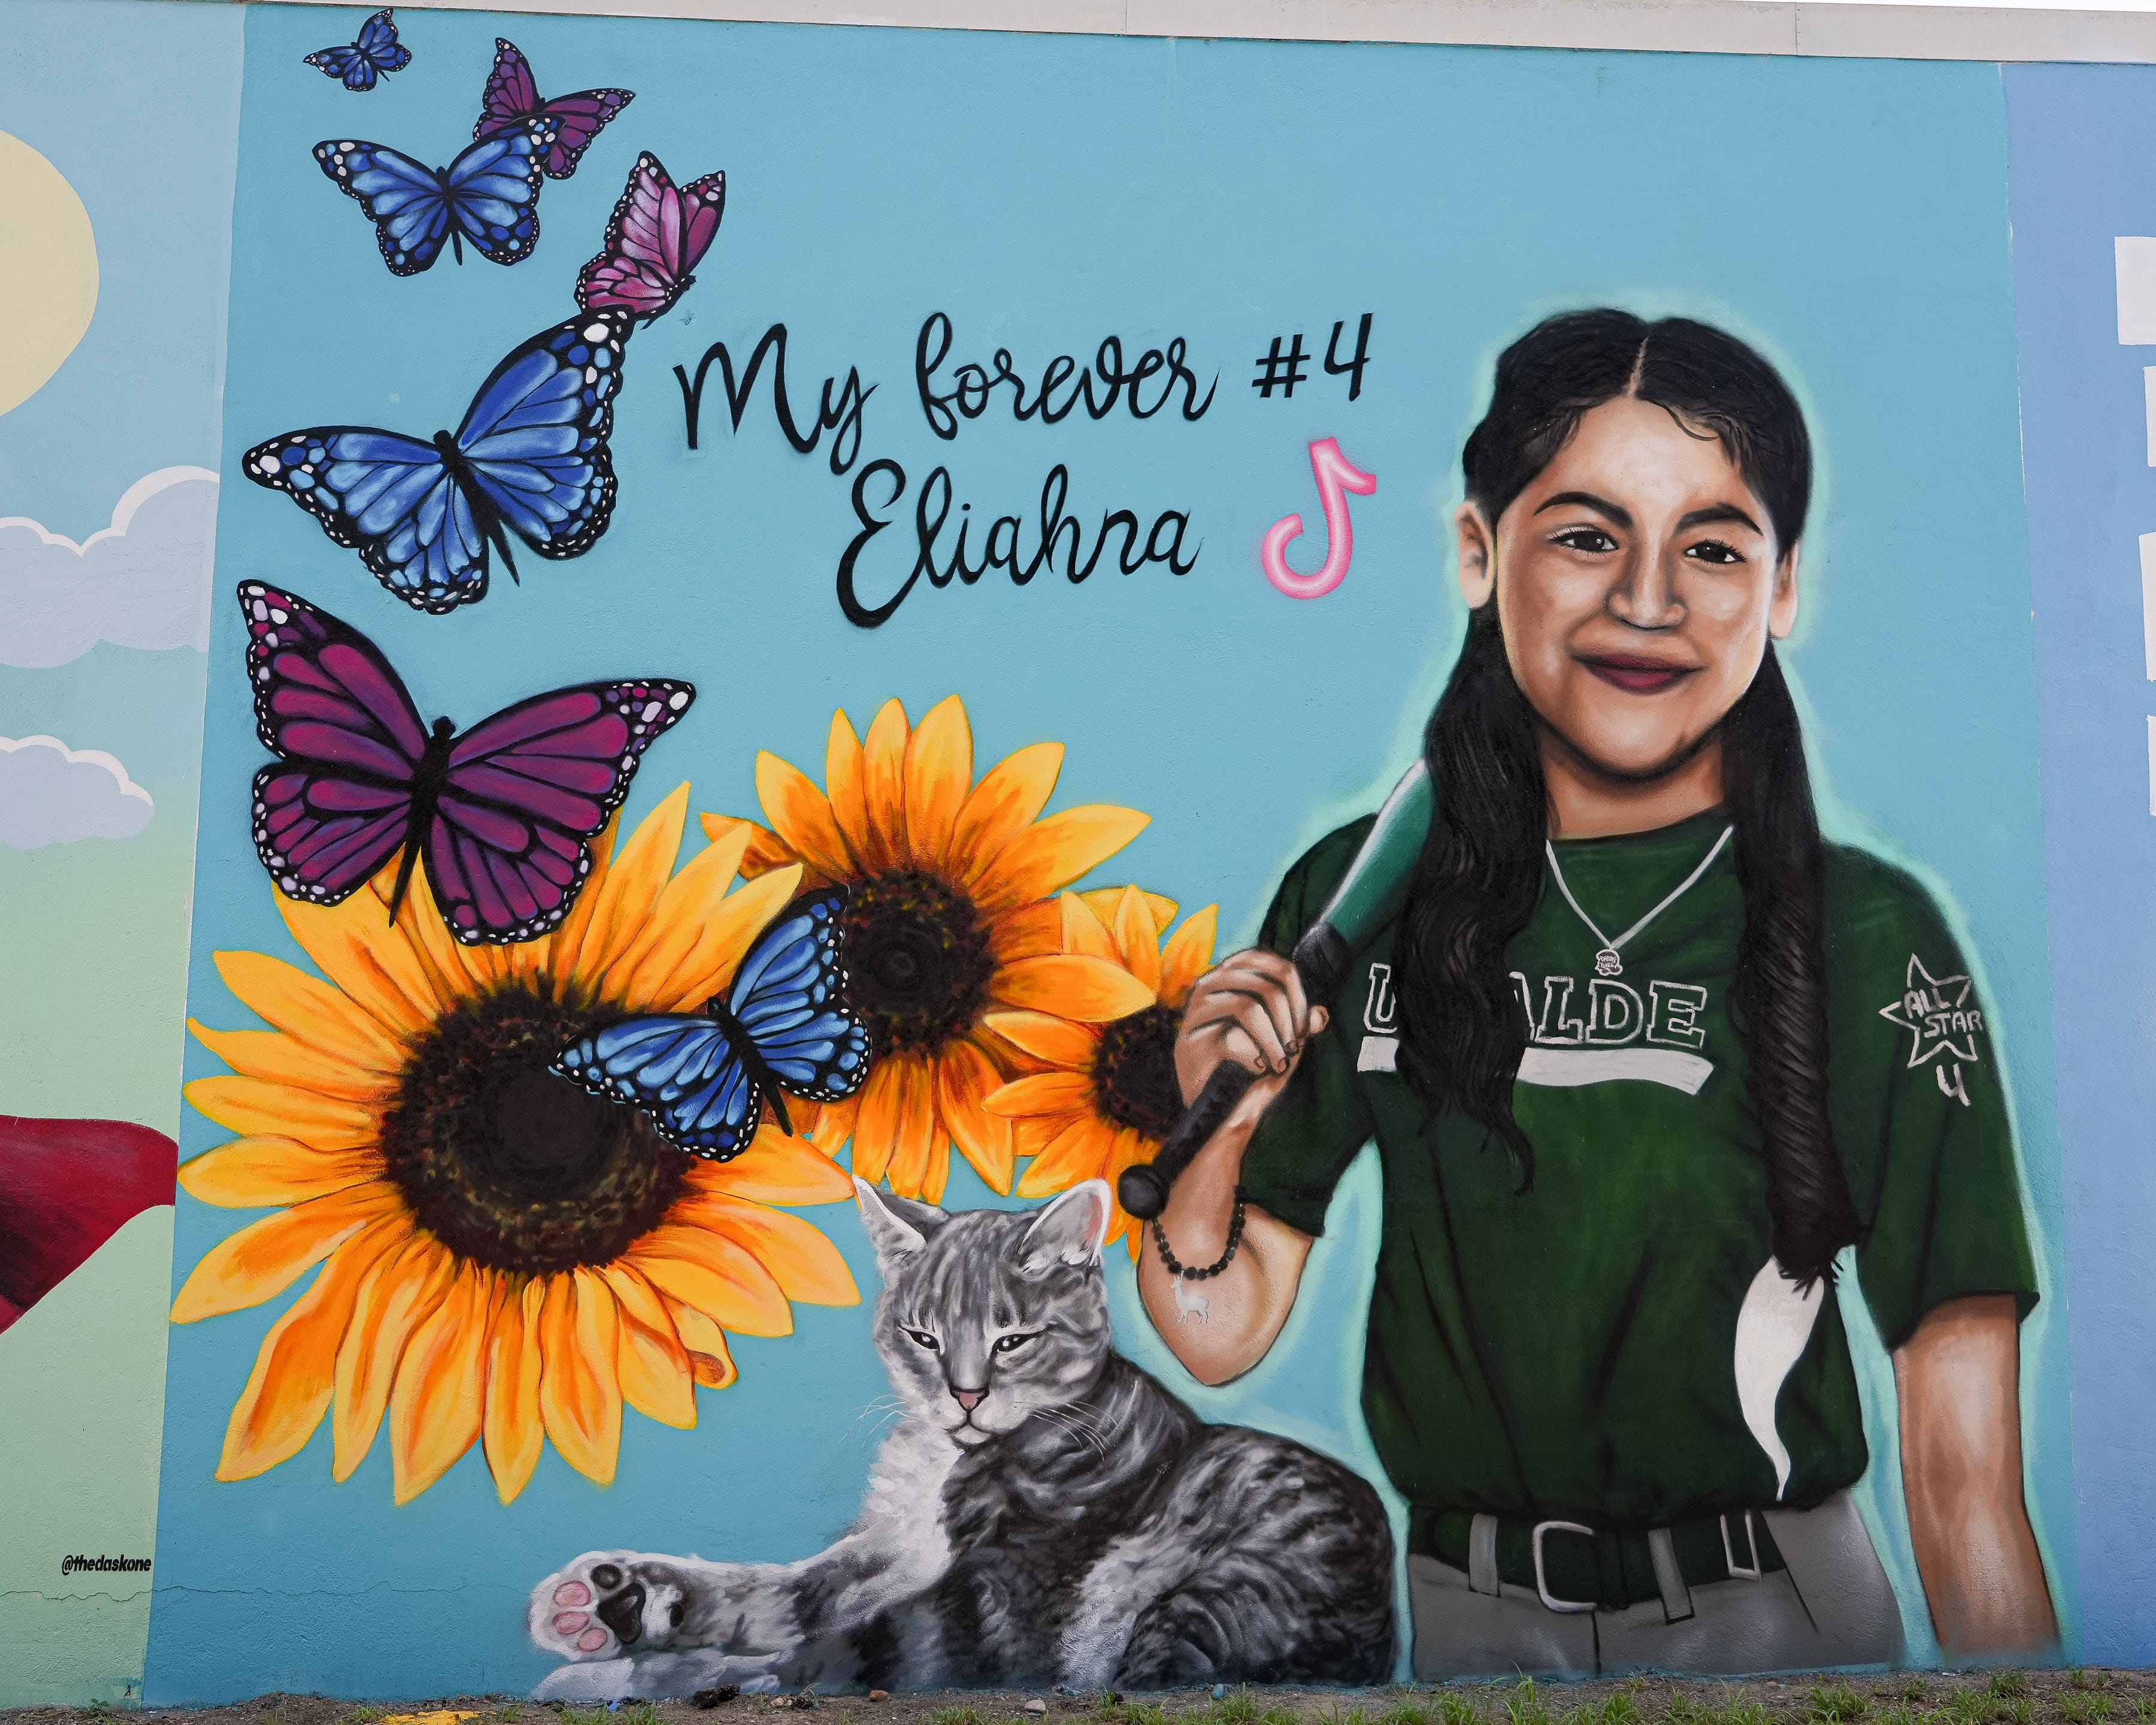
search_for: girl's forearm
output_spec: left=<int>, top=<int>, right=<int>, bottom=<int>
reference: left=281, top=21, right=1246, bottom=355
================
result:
left=1135, top=1096, right=1310, bottom=1385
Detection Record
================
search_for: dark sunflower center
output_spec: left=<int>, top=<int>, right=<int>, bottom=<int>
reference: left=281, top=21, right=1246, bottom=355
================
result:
left=1091, top=1004, right=1185, bottom=1140
left=381, top=981, right=688, bottom=1273
left=841, top=870, right=995, bottom=1055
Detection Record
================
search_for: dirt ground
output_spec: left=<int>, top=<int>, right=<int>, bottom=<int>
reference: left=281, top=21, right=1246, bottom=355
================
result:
left=3, top=1666, right=2150, bottom=1725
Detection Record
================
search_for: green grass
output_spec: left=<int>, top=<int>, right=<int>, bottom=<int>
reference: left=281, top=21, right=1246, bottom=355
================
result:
left=1504, top=1681, right=1551, bottom=1725
left=1807, top=1683, right=1867, bottom=1724
left=2065, top=1697, right=2115, bottom=1724
left=1941, top=1688, right=1988, bottom=1725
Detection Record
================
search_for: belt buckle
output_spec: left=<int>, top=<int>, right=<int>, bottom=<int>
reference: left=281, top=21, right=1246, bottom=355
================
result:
left=1530, top=1519, right=1598, bottom=1614
left=1721, top=1511, right=1761, bottom=1581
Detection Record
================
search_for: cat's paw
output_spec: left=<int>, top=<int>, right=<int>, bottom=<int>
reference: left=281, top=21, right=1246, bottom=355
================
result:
left=529, top=1552, right=689, bottom=1659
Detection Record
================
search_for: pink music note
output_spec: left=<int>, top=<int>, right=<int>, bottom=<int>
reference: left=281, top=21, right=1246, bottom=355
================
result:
left=1262, top=437, right=1377, bottom=600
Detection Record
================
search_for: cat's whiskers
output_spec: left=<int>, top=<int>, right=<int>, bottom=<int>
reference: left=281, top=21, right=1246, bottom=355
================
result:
left=1030, top=1403, right=1111, bottom=1460
left=843, top=1395, right=909, bottom=1446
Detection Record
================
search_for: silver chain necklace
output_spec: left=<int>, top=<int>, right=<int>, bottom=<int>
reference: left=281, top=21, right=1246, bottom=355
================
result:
left=1544, top=824, right=1734, bottom=978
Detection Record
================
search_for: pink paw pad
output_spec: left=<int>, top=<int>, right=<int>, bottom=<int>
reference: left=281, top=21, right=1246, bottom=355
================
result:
left=577, top=1627, right=610, bottom=1652
left=553, top=1611, right=589, bottom=1635
left=555, top=1581, right=591, bottom=1606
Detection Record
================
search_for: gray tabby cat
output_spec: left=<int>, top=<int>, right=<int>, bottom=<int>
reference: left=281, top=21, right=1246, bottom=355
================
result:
left=528, top=1179, right=1395, bottom=1697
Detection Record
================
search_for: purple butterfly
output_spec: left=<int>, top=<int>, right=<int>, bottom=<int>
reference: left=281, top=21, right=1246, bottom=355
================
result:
left=240, top=582, right=694, bottom=945
left=576, top=152, right=725, bottom=324
left=474, top=38, right=632, bottom=180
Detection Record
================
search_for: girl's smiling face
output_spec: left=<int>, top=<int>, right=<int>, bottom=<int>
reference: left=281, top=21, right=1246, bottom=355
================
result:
left=1456, top=394, right=1799, bottom=789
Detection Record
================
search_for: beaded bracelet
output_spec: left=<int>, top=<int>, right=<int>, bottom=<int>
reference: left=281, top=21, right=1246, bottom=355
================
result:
left=1150, top=1185, right=1248, bottom=1281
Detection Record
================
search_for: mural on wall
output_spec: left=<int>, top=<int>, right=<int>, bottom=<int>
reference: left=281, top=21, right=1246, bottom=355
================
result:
left=0, top=0, right=243, bottom=1705
left=0, top=0, right=2110, bottom=1705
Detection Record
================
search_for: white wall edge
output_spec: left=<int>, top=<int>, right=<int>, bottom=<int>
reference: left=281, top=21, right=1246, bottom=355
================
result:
left=198, top=0, right=2156, bottom=63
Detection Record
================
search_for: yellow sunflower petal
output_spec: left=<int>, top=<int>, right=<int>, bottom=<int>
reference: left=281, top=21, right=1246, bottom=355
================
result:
left=991, top=955, right=1156, bottom=1022
left=188, top=1022, right=392, bottom=1105
left=950, top=742, right=1062, bottom=882
left=849, top=1062, right=901, bottom=1185
left=862, top=698, right=911, bottom=873
left=990, top=889, right=1179, bottom=963
left=1103, top=888, right=1179, bottom=934
left=939, top=1039, right=1015, bottom=1195
left=923, top=1138, right=951, bottom=1204
left=599, top=1265, right=697, bottom=1429
left=617, top=1307, right=697, bottom=1429
left=373, top=860, right=492, bottom=1007
left=275, top=879, right=442, bottom=1039
left=1159, top=906, right=1219, bottom=1006
left=658, top=862, right=806, bottom=1014
left=971, top=806, right=1152, bottom=916
left=605, top=822, right=754, bottom=1004
left=984, top=1072, right=1097, bottom=1116
left=185, top=1075, right=381, bottom=1151
left=334, top=1234, right=455, bottom=1481
left=389, top=1263, right=490, bottom=1504
left=686, top=1125, right=857, bottom=1205
left=628, top=1225, right=794, bottom=1336
left=214, top=1215, right=401, bottom=1482
left=823, top=709, right=875, bottom=879
left=806, top=1090, right=861, bottom=1159
left=599, top=1259, right=698, bottom=1423
left=561, top=784, right=689, bottom=996
left=981, top=1010, right=1101, bottom=1070
left=882, top=1055, right=939, bottom=1200
left=214, top=949, right=407, bottom=1073
left=665, top=1299, right=739, bottom=1389
left=753, top=752, right=855, bottom=880
left=701, top=811, right=808, bottom=884
left=1058, top=892, right=1118, bottom=963
left=540, top=810, right=619, bottom=982
left=172, top=1184, right=402, bottom=1322
left=1013, top=1113, right=1076, bottom=1161
left=538, top=1267, right=623, bottom=1486
left=1110, top=887, right=1162, bottom=994
left=902, top=695, right=972, bottom=876
left=179, top=1136, right=384, bottom=1210
left=665, top=1194, right=860, bottom=1306
left=1015, top=1116, right=1119, bottom=1195
left=985, top=900, right=1062, bottom=963
left=483, top=1278, right=547, bottom=1505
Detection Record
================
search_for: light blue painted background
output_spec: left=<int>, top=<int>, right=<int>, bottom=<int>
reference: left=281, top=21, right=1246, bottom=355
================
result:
left=2005, top=65, right=2156, bottom=1671
left=150, top=7, right=2070, bottom=1698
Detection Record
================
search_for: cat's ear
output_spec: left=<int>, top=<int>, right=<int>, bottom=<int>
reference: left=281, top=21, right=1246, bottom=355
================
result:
left=855, top=1178, right=947, bottom=1265
left=1018, top=1179, right=1113, bottom=1275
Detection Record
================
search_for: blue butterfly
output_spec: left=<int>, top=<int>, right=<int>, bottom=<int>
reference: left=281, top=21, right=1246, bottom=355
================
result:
left=552, top=890, right=874, bottom=1160
left=242, top=309, right=633, bottom=613
left=315, top=119, right=554, bottom=275
left=305, top=8, right=411, bottom=92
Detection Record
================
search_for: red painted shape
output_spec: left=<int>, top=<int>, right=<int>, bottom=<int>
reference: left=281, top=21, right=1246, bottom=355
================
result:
left=0, top=1115, right=177, bottom=1334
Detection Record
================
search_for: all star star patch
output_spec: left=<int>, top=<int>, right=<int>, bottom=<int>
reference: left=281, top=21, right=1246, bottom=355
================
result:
left=1878, top=954, right=1984, bottom=1106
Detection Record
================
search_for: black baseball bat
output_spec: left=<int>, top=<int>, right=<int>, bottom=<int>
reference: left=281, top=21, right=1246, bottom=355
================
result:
left=1118, top=762, right=1434, bottom=1222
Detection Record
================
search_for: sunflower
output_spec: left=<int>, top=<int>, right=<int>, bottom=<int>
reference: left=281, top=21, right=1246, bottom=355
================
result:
left=174, top=785, right=860, bottom=1505
left=978, top=887, right=1218, bottom=1256
left=700, top=695, right=1159, bottom=1203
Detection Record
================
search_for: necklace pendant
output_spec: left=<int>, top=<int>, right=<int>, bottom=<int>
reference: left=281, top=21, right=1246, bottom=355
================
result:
left=1594, top=948, right=1623, bottom=978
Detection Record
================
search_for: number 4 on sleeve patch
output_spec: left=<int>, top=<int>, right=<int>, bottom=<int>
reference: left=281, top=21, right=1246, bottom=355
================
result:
left=1877, top=955, right=1984, bottom=1107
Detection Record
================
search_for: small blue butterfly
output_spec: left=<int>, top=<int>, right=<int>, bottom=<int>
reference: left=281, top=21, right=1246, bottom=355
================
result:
left=314, top=119, right=555, bottom=276
left=552, top=891, right=874, bottom=1160
left=242, top=309, right=633, bottom=613
left=305, top=8, right=411, bottom=92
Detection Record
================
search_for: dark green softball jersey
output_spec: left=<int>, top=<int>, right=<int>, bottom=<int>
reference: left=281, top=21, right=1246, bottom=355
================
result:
left=1240, top=806, right=2037, bottom=1542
